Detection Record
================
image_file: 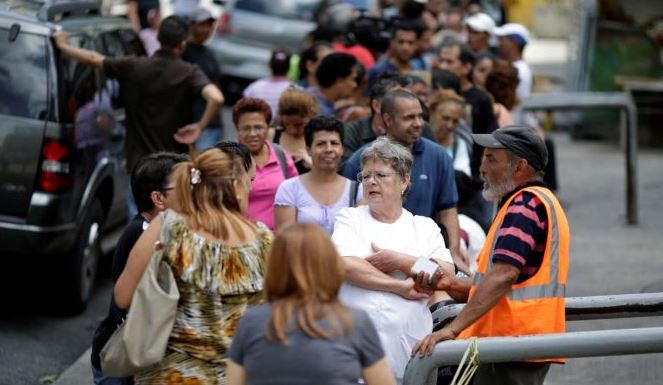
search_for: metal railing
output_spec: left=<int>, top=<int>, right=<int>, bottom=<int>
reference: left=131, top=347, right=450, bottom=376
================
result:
left=521, top=92, right=639, bottom=224
left=404, top=293, right=663, bottom=385
left=403, top=327, right=663, bottom=385
left=432, top=292, right=663, bottom=327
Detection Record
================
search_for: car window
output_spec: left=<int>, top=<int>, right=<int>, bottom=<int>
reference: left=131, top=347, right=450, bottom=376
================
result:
left=235, top=0, right=324, bottom=21
left=0, top=28, right=49, bottom=120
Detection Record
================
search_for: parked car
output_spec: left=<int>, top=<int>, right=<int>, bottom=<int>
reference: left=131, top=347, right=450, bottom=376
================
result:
left=0, top=1, right=140, bottom=312
left=209, top=0, right=326, bottom=99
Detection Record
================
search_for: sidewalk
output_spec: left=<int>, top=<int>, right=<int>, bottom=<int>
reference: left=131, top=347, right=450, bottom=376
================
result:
left=544, top=133, right=663, bottom=384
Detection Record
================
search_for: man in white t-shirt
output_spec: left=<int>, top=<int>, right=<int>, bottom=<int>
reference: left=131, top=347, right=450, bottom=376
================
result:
left=495, top=23, right=533, bottom=124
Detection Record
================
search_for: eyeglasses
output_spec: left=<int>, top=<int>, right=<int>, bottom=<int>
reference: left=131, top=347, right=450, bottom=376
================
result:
left=356, top=171, right=398, bottom=183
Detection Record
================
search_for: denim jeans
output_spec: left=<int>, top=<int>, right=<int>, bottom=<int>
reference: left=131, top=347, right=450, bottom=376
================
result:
left=92, top=366, right=132, bottom=385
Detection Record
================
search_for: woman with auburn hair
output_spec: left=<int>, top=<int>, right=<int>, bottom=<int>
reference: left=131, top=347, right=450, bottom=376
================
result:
left=115, top=148, right=273, bottom=384
left=484, top=59, right=518, bottom=127
left=226, top=223, right=395, bottom=385
left=233, top=97, right=298, bottom=230
left=273, top=88, right=319, bottom=174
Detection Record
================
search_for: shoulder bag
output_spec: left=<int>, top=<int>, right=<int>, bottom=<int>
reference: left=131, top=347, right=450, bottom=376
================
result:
left=100, top=211, right=180, bottom=377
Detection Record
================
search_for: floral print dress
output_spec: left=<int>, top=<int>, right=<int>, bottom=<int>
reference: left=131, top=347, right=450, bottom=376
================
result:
left=135, top=210, right=272, bottom=385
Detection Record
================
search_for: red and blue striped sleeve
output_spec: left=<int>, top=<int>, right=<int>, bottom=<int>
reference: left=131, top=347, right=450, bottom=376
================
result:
left=492, top=191, right=548, bottom=282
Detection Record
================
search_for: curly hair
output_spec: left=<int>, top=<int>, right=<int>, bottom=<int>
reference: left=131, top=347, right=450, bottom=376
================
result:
left=232, top=97, right=272, bottom=126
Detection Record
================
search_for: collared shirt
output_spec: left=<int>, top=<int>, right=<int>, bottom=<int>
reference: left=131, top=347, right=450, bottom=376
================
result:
left=248, top=142, right=298, bottom=230
left=494, top=181, right=549, bottom=283
left=342, top=137, right=458, bottom=220
left=103, top=50, right=210, bottom=172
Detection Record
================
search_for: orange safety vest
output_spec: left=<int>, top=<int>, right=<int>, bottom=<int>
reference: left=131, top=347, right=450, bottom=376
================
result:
left=457, top=186, right=569, bottom=363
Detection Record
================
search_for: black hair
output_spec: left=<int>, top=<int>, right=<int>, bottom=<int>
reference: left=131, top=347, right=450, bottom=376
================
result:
left=270, top=48, right=291, bottom=77
left=213, top=141, right=253, bottom=172
left=431, top=68, right=461, bottom=94
left=440, top=41, right=476, bottom=67
left=369, top=72, right=411, bottom=114
left=298, top=41, right=333, bottom=82
left=399, top=0, right=426, bottom=19
left=304, top=115, right=345, bottom=147
left=131, top=152, right=188, bottom=213
left=391, top=18, right=425, bottom=39
left=380, top=88, right=420, bottom=118
left=315, top=52, right=357, bottom=89
left=157, top=15, right=189, bottom=49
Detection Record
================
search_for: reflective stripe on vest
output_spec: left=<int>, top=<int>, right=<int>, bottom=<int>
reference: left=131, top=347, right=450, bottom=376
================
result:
left=474, top=272, right=566, bottom=300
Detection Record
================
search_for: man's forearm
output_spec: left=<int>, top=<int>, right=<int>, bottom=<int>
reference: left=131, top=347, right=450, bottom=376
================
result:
left=57, top=42, right=105, bottom=69
left=446, top=266, right=516, bottom=336
left=344, top=256, right=404, bottom=294
left=198, top=84, right=224, bottom=128
left=444, top=275, right=472, bottom=302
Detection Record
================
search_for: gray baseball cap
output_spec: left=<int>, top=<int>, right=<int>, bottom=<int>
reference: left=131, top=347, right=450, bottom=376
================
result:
left=472, top=125, right=548, bottom=171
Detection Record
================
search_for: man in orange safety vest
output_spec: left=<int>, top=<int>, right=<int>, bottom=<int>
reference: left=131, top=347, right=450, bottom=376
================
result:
left=412, top=125, right=570, bottom=385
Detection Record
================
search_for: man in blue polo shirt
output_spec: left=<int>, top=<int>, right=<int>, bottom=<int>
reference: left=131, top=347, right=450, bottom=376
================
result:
left=343, top=89, right=466, bottom=271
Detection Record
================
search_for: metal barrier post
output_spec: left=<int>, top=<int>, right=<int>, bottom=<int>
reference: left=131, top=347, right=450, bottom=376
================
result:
left=521, top=91, right=639, bottom=224
left=403, top=327, right=663, bottom=385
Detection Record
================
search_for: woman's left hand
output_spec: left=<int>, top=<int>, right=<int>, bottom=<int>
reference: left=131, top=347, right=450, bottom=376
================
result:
left=366, top=242, right=404, bottom=273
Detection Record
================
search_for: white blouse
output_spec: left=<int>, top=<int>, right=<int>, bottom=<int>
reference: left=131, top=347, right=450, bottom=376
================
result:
left=331, top=206, right=453, bottom=383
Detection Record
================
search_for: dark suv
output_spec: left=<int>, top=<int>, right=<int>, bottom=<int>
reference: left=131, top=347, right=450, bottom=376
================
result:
left=0, top=1, right=141, bottom=312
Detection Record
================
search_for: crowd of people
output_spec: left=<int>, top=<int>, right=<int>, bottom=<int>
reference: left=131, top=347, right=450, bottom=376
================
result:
left=54, top=1, right=570, bottom=384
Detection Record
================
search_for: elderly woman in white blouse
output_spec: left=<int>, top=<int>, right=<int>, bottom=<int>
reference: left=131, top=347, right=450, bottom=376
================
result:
left=331, top=137, right=456, bottom=384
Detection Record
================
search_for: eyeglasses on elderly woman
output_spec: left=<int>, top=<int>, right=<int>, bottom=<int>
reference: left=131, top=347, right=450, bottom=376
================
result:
left=356, top=171, right=398, bottom=183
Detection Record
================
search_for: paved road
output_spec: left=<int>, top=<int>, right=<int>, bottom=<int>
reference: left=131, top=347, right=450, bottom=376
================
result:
left=0, top=262, right=112, bottom=385
left=543, top=133, right=663, bottom=384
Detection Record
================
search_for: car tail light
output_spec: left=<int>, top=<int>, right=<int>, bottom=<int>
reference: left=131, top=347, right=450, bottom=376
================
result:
left=38, top=140, right=71, bottom=192
left=216, top=12, right=232, bottom=35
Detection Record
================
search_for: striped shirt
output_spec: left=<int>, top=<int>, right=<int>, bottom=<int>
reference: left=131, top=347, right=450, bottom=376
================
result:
left=493, top=182, right=548, bottom=283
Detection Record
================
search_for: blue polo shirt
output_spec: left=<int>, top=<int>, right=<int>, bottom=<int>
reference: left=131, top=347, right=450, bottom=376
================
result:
left=342, top=137, right=458, bottom=220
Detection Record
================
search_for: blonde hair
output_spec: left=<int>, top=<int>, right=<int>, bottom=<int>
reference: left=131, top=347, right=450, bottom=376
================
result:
left=428, top=89, right=465, bottom=113
left=277, top=88, right=320, bottom=118
left=265, top=223, right=352, bottom=344
left=173, top=148, right=255, bottom=241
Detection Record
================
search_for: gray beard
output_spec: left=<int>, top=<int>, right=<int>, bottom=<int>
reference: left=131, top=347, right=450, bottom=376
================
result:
left=482, top=169, right=517, bottom=203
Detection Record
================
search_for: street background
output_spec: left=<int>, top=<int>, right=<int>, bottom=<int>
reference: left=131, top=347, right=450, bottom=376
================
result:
left=3, top=112, right=663, bottom=385
left=2, top=1, right=663, bottom=382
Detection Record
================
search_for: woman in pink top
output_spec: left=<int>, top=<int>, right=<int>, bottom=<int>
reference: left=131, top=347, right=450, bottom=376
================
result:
left=233, top=98, right=298, bottom=230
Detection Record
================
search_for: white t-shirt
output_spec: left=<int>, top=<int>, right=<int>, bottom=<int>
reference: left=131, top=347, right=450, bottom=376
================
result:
left=458, top=214, right=487, bottom=273
left=331, top=206, right=453, bottom=382
left=513, top=59, right=533, bottom=100
left=443, top=138, right=471, bottom=177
